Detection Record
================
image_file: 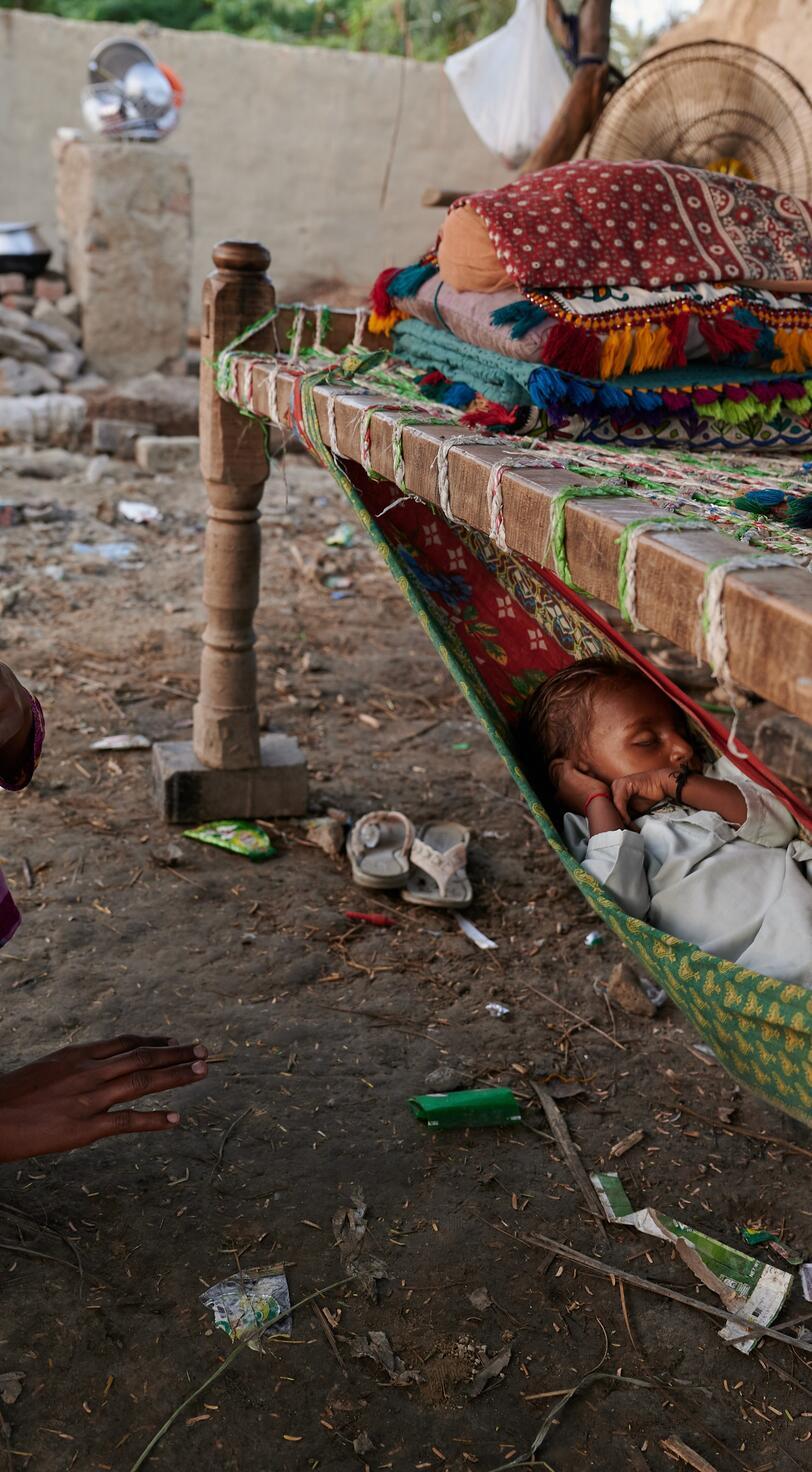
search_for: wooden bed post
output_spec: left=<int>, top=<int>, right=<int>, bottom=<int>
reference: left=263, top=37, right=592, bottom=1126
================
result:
left=152, top=240, right=308, bottom=822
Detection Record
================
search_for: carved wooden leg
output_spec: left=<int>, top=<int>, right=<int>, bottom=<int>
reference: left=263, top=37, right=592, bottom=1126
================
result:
left=152, top=240, right=308, bottom=822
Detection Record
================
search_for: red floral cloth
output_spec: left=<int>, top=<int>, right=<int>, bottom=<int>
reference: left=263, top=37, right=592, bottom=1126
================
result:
left=452, top=160, right=812, bottom=293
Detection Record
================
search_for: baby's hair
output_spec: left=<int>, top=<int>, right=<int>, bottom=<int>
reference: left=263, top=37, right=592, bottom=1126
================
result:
left=519, top=657, right=647, bottom=774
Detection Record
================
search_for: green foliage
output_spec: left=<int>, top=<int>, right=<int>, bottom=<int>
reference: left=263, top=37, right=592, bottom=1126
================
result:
left=0, top=0, right=517, bottom=59
left=1, top=0, right=690, bottom=68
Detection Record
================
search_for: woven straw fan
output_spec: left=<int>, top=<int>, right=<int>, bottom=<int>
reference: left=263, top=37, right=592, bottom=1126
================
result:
left=586, top=40, right=812, bottom=198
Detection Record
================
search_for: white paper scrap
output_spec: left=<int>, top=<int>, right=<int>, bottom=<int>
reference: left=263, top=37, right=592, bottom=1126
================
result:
left=118, top=498, right=162, bottom=524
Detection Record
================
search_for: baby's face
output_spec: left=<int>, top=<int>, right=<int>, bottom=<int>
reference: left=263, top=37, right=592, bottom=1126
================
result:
left=583, top=680, right=698, bottom=785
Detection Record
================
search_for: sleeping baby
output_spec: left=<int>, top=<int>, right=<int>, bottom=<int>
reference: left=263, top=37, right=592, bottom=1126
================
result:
left=520, top=658, right=812, bottom=986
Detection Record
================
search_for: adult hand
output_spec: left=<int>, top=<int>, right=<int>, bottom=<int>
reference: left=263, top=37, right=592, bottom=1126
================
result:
left=550, top=758, right=609, bottom=816
left=0, top=662, right=33, bottom=773
left=0, top=1036, right=208, bottom=1163
left=610, top=767, right=680, bottom=825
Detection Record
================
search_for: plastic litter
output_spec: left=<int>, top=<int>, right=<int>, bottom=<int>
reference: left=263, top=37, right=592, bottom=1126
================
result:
left=740, top=1226, right=777, bottom=1247
left=444, top=0, right=569, bottom=166
left=183, top=820, right=276, bottom=862
left=118, top=498, right=162, bottom=524
left=410, top=1086, right=521, bottom=1129
left=325, top=522, right=356, bottom=548
left=456, top=913, right=497, bottom=949
left=485, top=1001, right=511, bottom=1018
left=584, top=930, right=603, bottom=948
left=344, top=911, right=397, bottom=927
left=71, top=540, right=139, bottom=562
left=801, top=1263, right=812, bottom=1301
left=200, top=1266, right=291, bottom=1352
left=592, top=1172, right=793, bottom=1355
left=91, top=733, right=152, bottom=751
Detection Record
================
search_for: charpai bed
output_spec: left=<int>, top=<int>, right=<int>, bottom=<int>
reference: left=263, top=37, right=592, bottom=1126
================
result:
left=167, top=238, right=812, bottom=1126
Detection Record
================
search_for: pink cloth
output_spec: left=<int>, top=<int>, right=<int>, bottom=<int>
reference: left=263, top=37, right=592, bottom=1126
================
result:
left=0, top=693, right=45, bottom=948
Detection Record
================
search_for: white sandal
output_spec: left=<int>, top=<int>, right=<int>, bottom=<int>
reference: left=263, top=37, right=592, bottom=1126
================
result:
left=348, top=810, right=415, bottom=890
left=401, top=821, right=472, bottom=909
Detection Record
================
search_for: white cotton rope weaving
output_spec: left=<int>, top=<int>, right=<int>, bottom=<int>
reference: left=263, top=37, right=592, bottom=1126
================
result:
left=313, top=305, right=325, bottom=351
left=700, top=553, right=798, bottom=695
left=622, top=517, right=711, bottom=630
left=434, top=434, right=506, bottom=524
left=357, top=400, right=403, bottom=476
left=266, top=359, right=280, bottom=425
left=289, top=305, right=305, bottom=364
left=485, top=456, right=550, bottom=550
left=352, top=308, right=368, bottom=349
left=327, top=391, right=340, bottom=459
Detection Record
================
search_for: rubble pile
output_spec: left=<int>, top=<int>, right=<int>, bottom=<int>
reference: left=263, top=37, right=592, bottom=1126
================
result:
left=0, top=266, right=200, bottom=466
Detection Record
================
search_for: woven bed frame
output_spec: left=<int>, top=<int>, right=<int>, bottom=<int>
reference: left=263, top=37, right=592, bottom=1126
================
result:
left=151, top=241, right=812, bottom=821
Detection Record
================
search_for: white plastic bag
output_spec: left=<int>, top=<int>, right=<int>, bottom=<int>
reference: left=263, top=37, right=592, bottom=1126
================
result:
left=444, top=0, right=570, bottom=168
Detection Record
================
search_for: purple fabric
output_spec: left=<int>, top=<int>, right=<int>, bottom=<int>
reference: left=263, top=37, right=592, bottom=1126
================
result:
left=0, top=692, right=44, bottom=949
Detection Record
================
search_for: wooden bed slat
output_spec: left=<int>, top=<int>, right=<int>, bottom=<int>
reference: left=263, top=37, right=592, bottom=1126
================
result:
left=248, top=363, right=812, bottom=723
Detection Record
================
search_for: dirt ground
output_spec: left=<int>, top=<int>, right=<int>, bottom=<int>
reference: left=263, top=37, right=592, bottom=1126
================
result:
left=1, top=447, right=811, bottom=1472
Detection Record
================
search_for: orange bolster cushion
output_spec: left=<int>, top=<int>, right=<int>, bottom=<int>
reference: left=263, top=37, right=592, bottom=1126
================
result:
left=437, top=204, right=512, bottom=294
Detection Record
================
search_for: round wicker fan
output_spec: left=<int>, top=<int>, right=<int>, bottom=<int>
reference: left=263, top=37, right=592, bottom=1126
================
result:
left=586, top=41, right=812, bottom=198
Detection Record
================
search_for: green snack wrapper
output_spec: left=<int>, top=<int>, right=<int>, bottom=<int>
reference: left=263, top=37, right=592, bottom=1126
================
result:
left=409, top=1087, right=521, bottom=1129
left=184, top=820, right=277, bottom=862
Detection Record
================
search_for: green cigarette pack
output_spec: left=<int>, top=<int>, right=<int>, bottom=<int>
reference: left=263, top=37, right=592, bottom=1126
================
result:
left=409, top=1087, right=521, bottom=1129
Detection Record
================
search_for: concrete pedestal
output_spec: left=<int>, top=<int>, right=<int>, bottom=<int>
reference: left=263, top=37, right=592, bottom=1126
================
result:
left=152, top=733, right=308, bottom=823
left=53, top=135, right=191, bottom=379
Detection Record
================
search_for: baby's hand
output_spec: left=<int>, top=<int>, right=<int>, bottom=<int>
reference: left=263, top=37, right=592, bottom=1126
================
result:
left=551, top=758, right=609, bottom=815
left=610, top=767, right=680, bottom=824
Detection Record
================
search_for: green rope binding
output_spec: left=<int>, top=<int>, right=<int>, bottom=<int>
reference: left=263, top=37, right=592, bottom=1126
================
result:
left=547, top=481, right=631, bottom=590
left=616, top=514, right=711, bottom=625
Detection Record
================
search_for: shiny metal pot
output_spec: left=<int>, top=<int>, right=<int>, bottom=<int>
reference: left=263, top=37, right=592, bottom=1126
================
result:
left=0, top=222, right=52, bottom=279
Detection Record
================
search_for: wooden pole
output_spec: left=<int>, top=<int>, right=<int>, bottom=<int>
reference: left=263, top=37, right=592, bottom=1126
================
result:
left=519, top=0, right=613, bottom=175
left=193, top=241, right=277, bottom=770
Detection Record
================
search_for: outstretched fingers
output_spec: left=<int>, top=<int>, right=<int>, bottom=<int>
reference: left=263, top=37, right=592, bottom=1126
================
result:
left=93, top=1043, right=207, bottom=1081
left=98, top=1109, right=183, bottom=1139
left=93, top=1058, right=209, bottom=1111
left=83, top=1035, right=177, bottom=1060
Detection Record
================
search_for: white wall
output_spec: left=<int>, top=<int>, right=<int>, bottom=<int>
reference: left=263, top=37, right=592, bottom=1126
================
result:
left=1, top=9, right=509, bottom=308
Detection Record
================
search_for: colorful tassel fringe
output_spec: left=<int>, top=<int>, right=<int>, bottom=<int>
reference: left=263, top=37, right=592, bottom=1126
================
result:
left=522, top=361, right=812, bottom=436
left=732, top=488, right=812, bottom=528
left=369, top=267, right=404, bottom=334
left=388, top=261, right=439, bottom=301
left=490, top=300, right=548, bottom=339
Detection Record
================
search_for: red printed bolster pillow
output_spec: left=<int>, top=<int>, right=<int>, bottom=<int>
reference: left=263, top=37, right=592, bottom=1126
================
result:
left=438, top=159, right=812, bottom=295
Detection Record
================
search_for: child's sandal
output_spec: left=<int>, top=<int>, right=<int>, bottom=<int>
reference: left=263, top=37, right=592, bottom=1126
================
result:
left=348, top=810, right=415, bottom=890
left=401, top=821, right=472, bottom=909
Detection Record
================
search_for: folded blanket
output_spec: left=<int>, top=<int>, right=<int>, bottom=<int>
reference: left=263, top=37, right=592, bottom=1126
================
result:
left=388, top=271, right=812, bottom=380
left=392, top=319, right=536, bottom=406
left=390, top=316, right=812, bottom=453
